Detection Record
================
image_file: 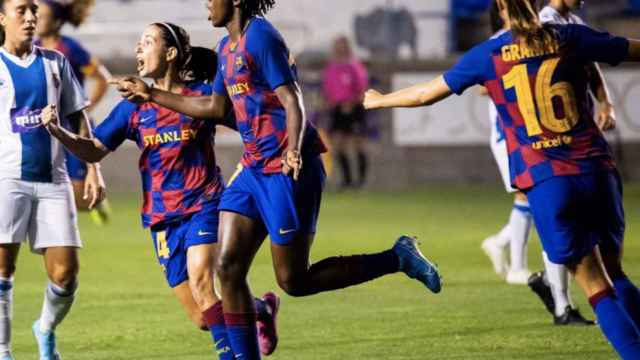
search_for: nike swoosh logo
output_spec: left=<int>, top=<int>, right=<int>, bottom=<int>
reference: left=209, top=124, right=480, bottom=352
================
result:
left=198, top=230, right=213, bottom=236
left=279, top=228, right=296, bottom=235
left=139, top=116, right=153, bottom=123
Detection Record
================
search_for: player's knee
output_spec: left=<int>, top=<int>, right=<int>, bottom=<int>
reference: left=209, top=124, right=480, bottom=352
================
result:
left=49, top=266, right=79, bottom=290
left=276, top=274, right=308, bottom=297
left=0, top=264, right=16, bottom=279
left=215, top=254, right=244, bottom=285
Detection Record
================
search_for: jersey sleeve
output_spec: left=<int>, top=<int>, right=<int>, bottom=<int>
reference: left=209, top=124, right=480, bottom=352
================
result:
left=58, top=55, right=90, bottom=118
left=443, top=43, right=489, bottom=95
left=93, top=100, right=136, bottom=151
left=557, top=24, right=629, bottom=66
left=249, top=26, right=296, bottom=90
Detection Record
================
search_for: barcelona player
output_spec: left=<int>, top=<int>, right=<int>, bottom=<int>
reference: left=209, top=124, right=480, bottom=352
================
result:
left=364, top=0, right=640, bottom=357
left=0, top=0, right=106, bottom=359
left=34, top=0, right=112, bottom=225
left=111, top=0, right=441, bottom=358
left=41, top=22, right=280, bottom=359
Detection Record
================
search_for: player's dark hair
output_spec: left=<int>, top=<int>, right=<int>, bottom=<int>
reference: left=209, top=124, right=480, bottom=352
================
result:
left=241, top=0, right=276, bottom=17
left=503, top=0, right=555, bottom=53
left=0, top=0, right=5, bottom=45
left=183, top=46, right=218, bottom=83
left=490, top=1, right=504, bottom=33
left=43, top=0, right=95, bottom=27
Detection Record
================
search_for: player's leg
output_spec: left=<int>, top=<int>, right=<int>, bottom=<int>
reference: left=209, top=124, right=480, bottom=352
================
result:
left=171, top=282, right=208, bottom=330
left=68, top=154, right=111, bottom=226
left=505, top=192, right=532, bottom=284
left=216, top=211, right=267, bottom=360
left=352, top=104, right=368, bottom=188
left=0, top=179, right=32, bottom=360
left=330, top=106, right=352, bottom=189
left=30, top=182, right=82, bottom=360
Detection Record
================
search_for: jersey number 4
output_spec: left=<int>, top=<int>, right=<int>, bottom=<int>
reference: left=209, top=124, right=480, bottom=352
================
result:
left=502, top=58, right=579, bottom=136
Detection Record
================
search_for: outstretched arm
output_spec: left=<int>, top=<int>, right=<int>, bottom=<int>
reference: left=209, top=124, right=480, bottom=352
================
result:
left=42, top=105, right=110, bottom=163
left=363, top=75, right=453, bottom=110
left=110, top=77, right=231, bottom=120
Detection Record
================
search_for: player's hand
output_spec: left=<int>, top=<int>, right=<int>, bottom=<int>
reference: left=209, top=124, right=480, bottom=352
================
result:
left=84, top=165, right=106, bottom=209
left=597, top=102, right=616, bottom=132
left=363, top=89, right=384, bottom=110
left=108, top=77, right=150, bottom=103
left=41, top=104, right=60, bottom=130
left=282, top=149, right=302, bottom=181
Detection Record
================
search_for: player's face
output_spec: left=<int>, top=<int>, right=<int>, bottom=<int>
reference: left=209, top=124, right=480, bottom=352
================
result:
left=35, top=2, right=59, bottom=37
left=206, top=0, right=233, bottom=28
left=0, top=0, right=38, bottom=45
left=564, top=0, right=584, bottom=10
left=135, top=26, right=170, bottom=79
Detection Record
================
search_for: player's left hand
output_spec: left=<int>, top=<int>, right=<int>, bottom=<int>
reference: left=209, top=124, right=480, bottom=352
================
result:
left=282, top=149, right=302, bottom=181
left=84, top=165, right=107, bottom=209
left=363, top=89, right=383, bottom=110
left=109, top=77, right=150, bottom=103
left=597, top=102, right=616, bottom=132
left=41, top=104, right=60, bottom=130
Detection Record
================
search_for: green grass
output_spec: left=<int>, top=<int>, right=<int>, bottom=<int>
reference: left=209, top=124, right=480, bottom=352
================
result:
left=9, top=184, right=640, bottom=359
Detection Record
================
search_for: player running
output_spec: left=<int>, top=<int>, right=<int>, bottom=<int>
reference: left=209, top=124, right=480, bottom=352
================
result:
left=482, top=0, right=594, bottom=326
left=0, top=0, right=106, bottom=359
left=41, top=22, right=280, bottom=359
left=35, top=0, right=112, bottom=225
left=110, top=1, right=441, bottom=359
left=364, top=0, right=640, bottom=357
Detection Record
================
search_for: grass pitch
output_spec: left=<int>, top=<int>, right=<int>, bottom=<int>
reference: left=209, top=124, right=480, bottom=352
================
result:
left=9, top=184, right=639, bottom=359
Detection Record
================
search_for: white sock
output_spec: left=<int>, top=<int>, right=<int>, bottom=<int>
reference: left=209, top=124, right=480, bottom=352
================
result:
left=493, top=224, right=511, bottom=248
left=0, top=278, right=12, bottom=355
left=509, top=199, right=532, bottom=272
left=543, top=251, right=572, bottom=316
left=39, top=281, right=77, bottom=333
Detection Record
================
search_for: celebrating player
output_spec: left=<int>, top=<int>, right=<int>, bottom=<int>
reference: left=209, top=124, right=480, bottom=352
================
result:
left=110, top=1, right=441, bottom=359
left=0, top=0, right=106, bottom=359
left=41, top=22, right=280, bottom=359
left=364, top=0, right=640, bottom=357
left=35, top=0, right=112, bottom=225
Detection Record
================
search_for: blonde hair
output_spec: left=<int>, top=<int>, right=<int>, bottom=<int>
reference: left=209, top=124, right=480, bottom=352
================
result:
left=503, top=0, right=555, bottom=53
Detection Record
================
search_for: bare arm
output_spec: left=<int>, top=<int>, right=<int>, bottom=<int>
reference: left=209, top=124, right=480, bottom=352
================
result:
left=85, top=63, right=110, bottom=114
left=587, top=62, right=615, bottom=131
left=274, top=83, right=305, bottom=180
left=110, top=77, right=231, bottom=120
left=363, top=75, right=454, bottom=110
left=628, top=39, right=640, bottom=61
left=43, top=107, right=110, bottom=163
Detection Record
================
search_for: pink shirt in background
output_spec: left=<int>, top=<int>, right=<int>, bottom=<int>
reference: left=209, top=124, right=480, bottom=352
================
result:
left=322, top=58, right=369, bottom=106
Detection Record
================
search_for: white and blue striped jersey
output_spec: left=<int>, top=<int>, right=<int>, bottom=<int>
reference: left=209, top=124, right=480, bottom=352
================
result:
left=0, top=46, right=88, bottom=183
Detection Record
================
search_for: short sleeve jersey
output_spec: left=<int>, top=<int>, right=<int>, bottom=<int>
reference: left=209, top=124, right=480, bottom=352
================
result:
left=93, top=82, right=224, bottom=228
left=35, top=36, right=97, bottom=86
left=213, top=17, right=326, bottom=174
left=443, top=25, right=629, bottom=190
left=0, top=47, right=88, bottom=183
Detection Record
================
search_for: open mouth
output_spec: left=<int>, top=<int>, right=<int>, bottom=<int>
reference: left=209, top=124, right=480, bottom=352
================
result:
left=136, top=58, right=145, bottom=73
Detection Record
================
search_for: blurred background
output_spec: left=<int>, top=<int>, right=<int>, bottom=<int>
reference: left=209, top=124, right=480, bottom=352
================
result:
left=71, top=0, right=640, bottom=191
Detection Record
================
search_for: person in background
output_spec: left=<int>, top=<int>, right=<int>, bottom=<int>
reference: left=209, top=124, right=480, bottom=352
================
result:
left=322, top=35, right=369, bottom=190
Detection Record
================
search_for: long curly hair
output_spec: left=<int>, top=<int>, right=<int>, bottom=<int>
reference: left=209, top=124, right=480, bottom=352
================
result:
left=241, top=0, right=276, bottom=17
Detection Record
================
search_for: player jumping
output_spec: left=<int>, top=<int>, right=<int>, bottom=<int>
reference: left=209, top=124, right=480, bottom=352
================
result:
left=364, top=0, right=640, bottom=357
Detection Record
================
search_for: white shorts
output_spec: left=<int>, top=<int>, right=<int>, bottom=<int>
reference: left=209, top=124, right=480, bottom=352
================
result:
left=0, top=179, right=82, bottom=254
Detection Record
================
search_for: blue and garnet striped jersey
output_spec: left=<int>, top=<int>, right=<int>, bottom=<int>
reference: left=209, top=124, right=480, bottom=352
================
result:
left=212, top=17, right=326, bottom=174
left=94, top=82, right=224, bottom=228
left=443, top=24, right=629, bottom=190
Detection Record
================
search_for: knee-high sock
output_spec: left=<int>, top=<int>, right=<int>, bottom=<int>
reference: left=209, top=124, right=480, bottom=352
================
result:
left=509, top=199, right=532, bottom=272
left=0, top=278, right=12, bottom=355
left=590, top=289, right=640, bottom=359
left=337, top=152, right=352, bottom=187
left=224, top=312, right=260, bottom=360
left=39, top=281, right=77, bottom=333
left=203, top=302, right=234, bottom=360
left=543, top=251, right=572, bottom=316
left=612, top=274, right=640, bottom=330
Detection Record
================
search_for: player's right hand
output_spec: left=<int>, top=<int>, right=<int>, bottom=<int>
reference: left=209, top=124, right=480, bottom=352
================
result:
left=109, top=77, right=150, bottom=103
left=41, top=104, right=59, bottom=129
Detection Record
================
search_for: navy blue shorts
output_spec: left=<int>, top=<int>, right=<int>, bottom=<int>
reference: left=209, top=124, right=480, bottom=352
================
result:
left=219, top=156, right=326, bottom=245
left=150, top=207, right=219, bottom=288
left=527, top=171, right=625, bottom=265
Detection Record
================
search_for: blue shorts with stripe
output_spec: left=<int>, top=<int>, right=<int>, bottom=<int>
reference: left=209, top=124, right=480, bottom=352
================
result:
left=527, top=171, right=624, bottom=265
left=219, top=156, right=325, bottom=245
left=150, top=204, right=219, bottom=288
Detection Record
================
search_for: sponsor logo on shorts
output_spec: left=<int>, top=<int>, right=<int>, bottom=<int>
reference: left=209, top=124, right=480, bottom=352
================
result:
left=10, top=107, right=43, bottom=133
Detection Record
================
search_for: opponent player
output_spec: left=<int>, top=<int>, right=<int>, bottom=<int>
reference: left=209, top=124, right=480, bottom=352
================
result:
left=364, top=0, right=640, bottom=357
left=35, top=0, right=112, bottom=225
left=482, top=0, right=593, bottom=326
left=0, top=0, right=105, bottom=359
left=111, top=1, right=441, bottom=358
left=42, top=22, right=280, bottom=358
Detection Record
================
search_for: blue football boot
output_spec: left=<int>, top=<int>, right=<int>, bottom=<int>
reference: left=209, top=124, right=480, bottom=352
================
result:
left=393, top=236, right=442, bottom=293
left=32, top=320, right=61, bottom=360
